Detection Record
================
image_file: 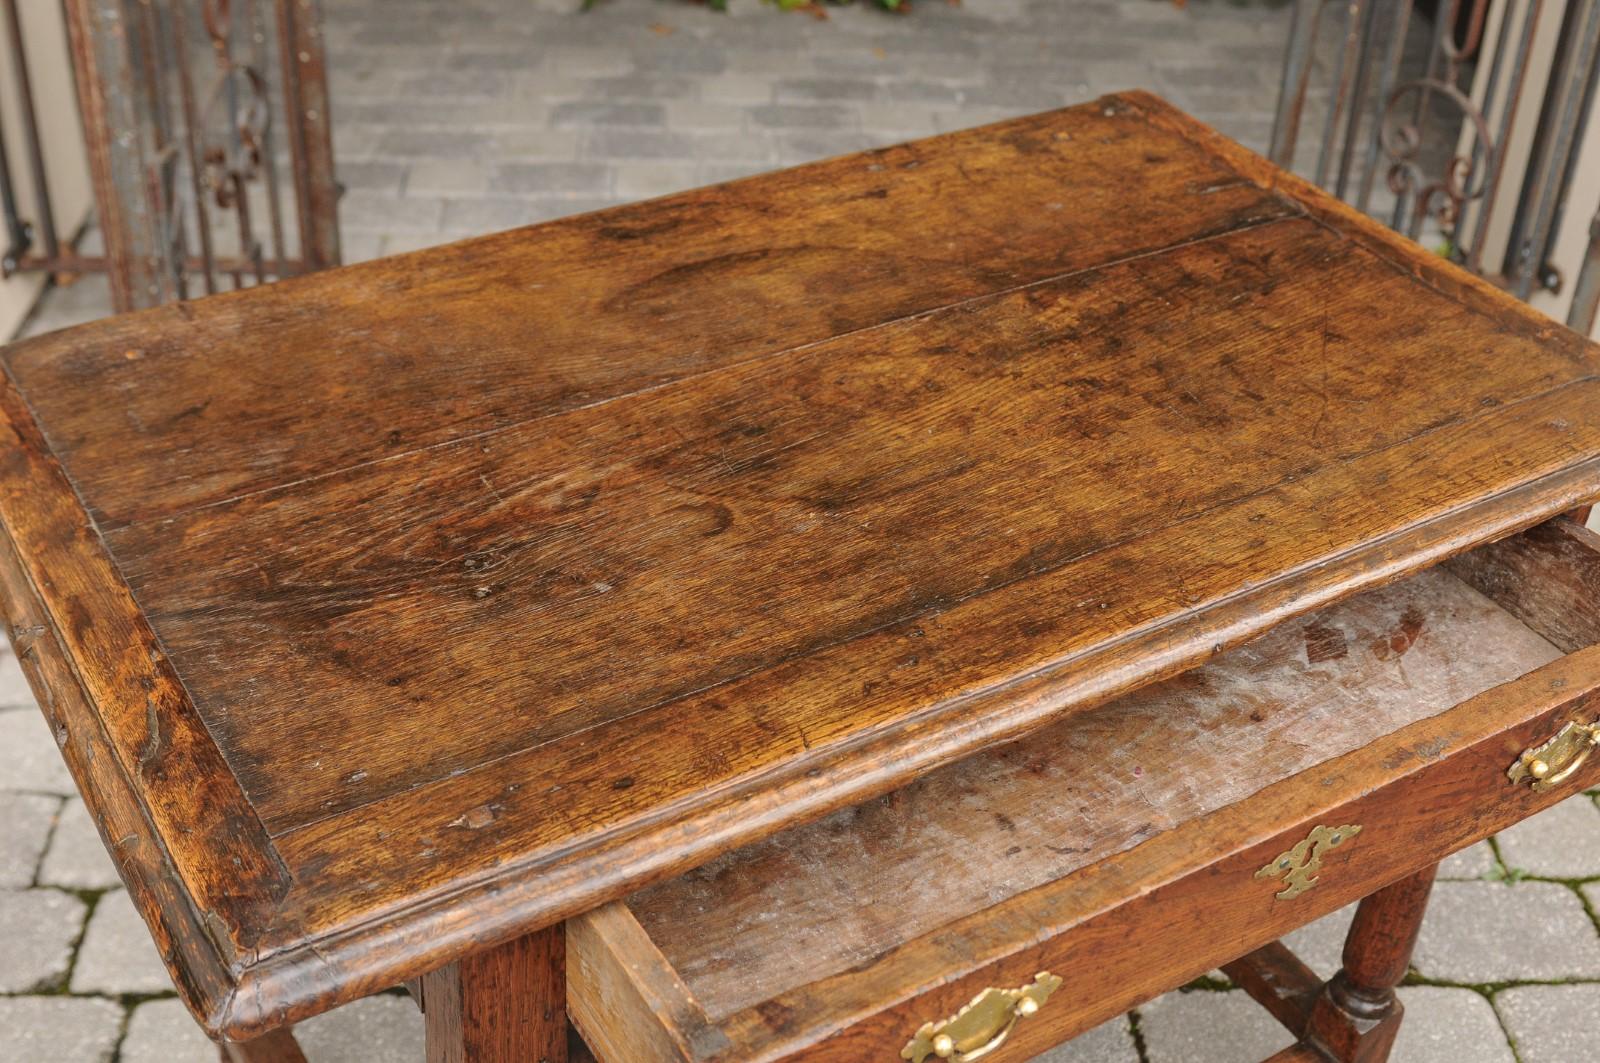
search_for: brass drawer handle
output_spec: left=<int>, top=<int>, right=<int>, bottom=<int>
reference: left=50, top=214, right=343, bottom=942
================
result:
left=1509, top=720, right=1600, bottom=792
left=901, top=972, right=1061, bottom=1062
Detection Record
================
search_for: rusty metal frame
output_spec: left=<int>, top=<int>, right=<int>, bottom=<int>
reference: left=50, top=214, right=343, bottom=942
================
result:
left=4, top=0, right=340, bottom=313
left=1271, top=0, right=1600, bottom=311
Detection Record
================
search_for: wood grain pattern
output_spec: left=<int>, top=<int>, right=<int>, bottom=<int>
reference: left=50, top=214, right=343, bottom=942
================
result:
left=1443, top=516, right=1600, bottom=653
left=1, top=92, right=1599, bottom=1039
left=217, top=1028, right=308, bottom=1063
left=1265, top=1046, right=1332, bottom=1063
left=3, top=100, right=1289, bottom=530
left=603, top=638, right=1600, bottom=1062
left=1302, top=864, right=1438, bottom=1062
left=420, top=925, right=566, bottom=1063
left=1222, top=943, right=1323, bottom=1037
left=567, top=903, right=727, bottom=1063
left=625, top=567, right=1555, bottom=1018
left=568, top=536, right=1600, bottom=1060
left=106, top=215, right=1592, bottom=834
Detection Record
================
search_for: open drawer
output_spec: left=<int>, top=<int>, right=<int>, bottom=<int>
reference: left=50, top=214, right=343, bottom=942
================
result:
left=567, top=516, right=1600, bottom=1063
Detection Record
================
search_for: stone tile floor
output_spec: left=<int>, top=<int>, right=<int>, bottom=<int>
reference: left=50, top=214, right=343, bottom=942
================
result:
left=7, top=1, right=1598, bottom=1061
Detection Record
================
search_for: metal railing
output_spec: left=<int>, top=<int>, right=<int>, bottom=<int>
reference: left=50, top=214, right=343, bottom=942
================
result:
left=1271, top=0, right=1600, bottom=332
left=1, top=0, right=340, bottom=313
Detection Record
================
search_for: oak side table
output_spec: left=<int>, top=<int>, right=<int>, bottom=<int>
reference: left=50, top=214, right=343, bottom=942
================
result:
left=4, top=92, right=1600, bottom=1063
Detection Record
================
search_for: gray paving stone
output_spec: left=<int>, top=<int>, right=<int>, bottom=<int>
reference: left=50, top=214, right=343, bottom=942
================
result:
left=748, top=102, right=860, bottom=130
left=588, top=73, right=700, bottom=101
left=1497, top=983, right=1600, bottom=1063
left=492, top=127, right=584, bottom=161
left=698, top=161, right=779, bottom=185
left=1393, top=986, right=1514, bottom=1063
left=0, top=996, right=123, bottom=1063
left=1411, top=880, right=1600, bottom=983
left=1580, top=880, right=1600, bottom=922
left=375, top=128, right=497, bottom=159
left=552, top=100, right=667, bottom=128
left=38, top=797, right=121, bottom=891
left=0, top=707, right=73, bottom=793
left=518, top=197, right=624, bottom=224
left=776, top=130, right=886, bottom=164
left=699, top=72, right=780, bottom=103
left=70, top=888, right=175, bottom=995
left=340, top=191, right=445, bottom=234
left=490, top=160, right=612, bottom=195
left=295, top=993, right=426, bottom=1062
left=685, top=130, right=776, bottom=162
left=120, top=998, right=217, bottom=1063
left=545, top=45, right=635, bottom=78
left=439, top=197, right=549, bottom=235
left=0, top=887, right=86, bottom=991
left=0, top=644, right=33, bottom=706
left=774, top=77, right=882, bottom=103
left=337, top=159, right=408, bottom=197
left=383, top=233, right=463, bottom=257
left=1281, top=902, right=1356, bottom=980
left=1496, top=794, right=1600, bottom=879
left=665, top=100, right=749, bottom=130
left=630, top=44, right=728, bottom=76
left=586, top=127, right=698, bottom=160
left=404, top=160, right=489, bottom=198
left=394, top=70, right=510, bottom=101
left=615, top=161, right=702, bottom=201
left=1138, top=989, right=1293, bottom=1061
left=1439, top=839, right=1499, bottom=880
left=1027, top=1014, right=1140, bottom=1062
left=0, top=792, right=57, bottom=887
left=341, top=234, right=387, bottom=265
left=1155, top=61, right=1275, bottom=93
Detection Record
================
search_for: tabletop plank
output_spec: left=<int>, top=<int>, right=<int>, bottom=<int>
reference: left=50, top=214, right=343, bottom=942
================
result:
left=107, top=215, right=1591, bottom=834
left=3, top=98, right=1286, bottom=530
left=1, top=91, right=1598, bottom=1037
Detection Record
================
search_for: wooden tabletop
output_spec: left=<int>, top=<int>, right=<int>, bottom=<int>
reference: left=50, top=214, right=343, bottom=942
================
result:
left=2, top=91, right=1598, bottom=1038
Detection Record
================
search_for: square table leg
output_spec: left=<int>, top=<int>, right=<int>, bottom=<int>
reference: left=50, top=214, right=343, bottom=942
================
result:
left=419, top=923, right=568, bottom=1063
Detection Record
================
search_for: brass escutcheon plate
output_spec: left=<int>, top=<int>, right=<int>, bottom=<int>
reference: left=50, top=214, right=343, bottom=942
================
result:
left=1255, top=823, right=1362, bottom=900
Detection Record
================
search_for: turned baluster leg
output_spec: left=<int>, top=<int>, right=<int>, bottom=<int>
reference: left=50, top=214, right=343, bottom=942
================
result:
left=420, top=923, right=568, bottom=1063
left=1302, top=863, right=1439, bottom=1063
left=216, top=1027, right=307, bottom=1062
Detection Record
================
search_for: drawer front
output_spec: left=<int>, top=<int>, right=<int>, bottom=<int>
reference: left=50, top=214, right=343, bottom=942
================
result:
left=752, top=651, right=1600, bottom=1063
left=568, top=518, right=1600, bottom=1063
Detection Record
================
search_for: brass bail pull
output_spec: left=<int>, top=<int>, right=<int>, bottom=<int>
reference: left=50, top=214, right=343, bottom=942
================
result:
left=901, top=973, right=1062, bottom=1063
left=1509, top=721, right=1600, bottom=792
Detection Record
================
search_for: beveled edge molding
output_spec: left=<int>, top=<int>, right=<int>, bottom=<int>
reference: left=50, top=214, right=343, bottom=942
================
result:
left=213, top=457, right=1600, bottom=1040
left=0, top=367, right=290, bottom=1035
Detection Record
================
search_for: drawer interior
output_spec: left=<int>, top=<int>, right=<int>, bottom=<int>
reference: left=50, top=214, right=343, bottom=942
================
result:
left=573, top=517, right=1600, bottom=1062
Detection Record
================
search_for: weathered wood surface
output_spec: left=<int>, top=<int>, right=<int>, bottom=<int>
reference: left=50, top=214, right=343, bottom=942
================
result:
left=625, top=567, right=1558, bottom=1019
left=217, top=1028, right=308, bottom=1063
left=1301, top=864, right=1438, bottom=1062
left=419, top=925, right=566, bottom=1063
left=567, top=902, right=726, bottom=1063
left=1444, top=516, right=1600, bottom=653
left=1223, top=943, right=1323, bottom=1038
left=1, top=91, right=1598, bottom=1037
left=592, top=630, right=1600, bottom=1062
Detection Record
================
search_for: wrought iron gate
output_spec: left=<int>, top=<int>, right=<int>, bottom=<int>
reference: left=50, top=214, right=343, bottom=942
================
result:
left=1, top=0, right=339, bottom=313
left=1270, top=0, right=1600, bottom=333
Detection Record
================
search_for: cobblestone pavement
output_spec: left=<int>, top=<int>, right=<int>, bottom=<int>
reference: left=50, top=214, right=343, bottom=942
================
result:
left=7, top=2, right=1597, bottom=1061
